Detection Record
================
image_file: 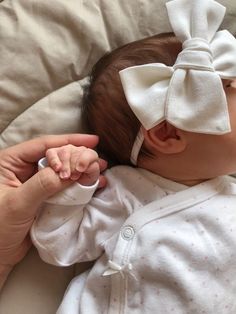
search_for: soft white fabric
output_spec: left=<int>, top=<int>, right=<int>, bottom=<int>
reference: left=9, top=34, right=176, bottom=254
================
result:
left=130, top=128, right=145, bottom=165
left=31, top=166, right=236, bottom=313
left=0, top=247, right=76, bottom=314
left=120, top=0, right=236, bottom=135
left=119, top=0, right=236, bottom=164
left=57, top=270, right=90, bottom=314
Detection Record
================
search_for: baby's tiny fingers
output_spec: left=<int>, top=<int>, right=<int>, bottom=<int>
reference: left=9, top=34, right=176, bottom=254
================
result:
left=78, top=161, right=100, bottom=186
left=97, top=175, right=107, bottom=189
left=46, top=149, right=62, bottom=172
left=75, top=149, right=99, bottom=172
left=70, top=172, right=81, bottom=181
left=98, top=159, right=108, bottom=173
left=58, top=147, right=71, bottom=179
left=70, top=147, right=84, bottom=178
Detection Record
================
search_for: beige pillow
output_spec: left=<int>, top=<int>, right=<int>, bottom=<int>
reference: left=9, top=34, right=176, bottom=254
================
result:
left=0, top=0, right=235, bottom=147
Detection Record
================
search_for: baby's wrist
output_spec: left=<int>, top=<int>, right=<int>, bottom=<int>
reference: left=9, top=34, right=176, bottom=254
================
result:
left=78, top=178, right=99, bottom=188
left=44, top=178, right=99, bottom=206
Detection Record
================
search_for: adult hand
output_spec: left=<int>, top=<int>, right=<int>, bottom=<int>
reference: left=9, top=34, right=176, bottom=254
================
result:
left=0, top=134, right=107, bottom=288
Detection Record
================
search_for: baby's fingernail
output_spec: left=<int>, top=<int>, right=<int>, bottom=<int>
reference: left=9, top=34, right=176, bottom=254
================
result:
left=70, top=173, right=81, bottom=181
left=60, top=171, right=69, bottom=179
left=50, top=159, right=61, bottom=170
left=54, top=164, right=61, bottom=171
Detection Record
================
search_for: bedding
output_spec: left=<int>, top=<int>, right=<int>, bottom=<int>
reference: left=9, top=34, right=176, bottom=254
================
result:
left=0, top=1, right=235, bottom=313
left=0, top=0, right=236, bottom=148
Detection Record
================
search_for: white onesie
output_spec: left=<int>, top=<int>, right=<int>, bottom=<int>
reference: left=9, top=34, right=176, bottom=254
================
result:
left=31, top=166, right=236, bottom=314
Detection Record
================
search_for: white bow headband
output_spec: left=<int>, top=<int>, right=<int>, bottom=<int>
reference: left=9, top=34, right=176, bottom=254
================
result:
left=119, top=0, right=236, bottom=165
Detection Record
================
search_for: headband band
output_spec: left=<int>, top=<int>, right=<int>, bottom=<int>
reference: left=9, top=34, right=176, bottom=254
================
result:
left=119, top=0, right=236, bottom=165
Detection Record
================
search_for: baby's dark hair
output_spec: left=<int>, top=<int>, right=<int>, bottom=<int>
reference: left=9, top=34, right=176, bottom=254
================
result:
left=82, top=33, right=182, bottom=165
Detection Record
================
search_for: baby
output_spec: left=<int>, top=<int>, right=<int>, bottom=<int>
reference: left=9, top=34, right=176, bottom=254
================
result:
left=31, top=0, right=236, bottom=313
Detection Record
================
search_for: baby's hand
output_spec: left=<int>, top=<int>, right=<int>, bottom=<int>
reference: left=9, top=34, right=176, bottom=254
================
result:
left=46, top=144, right=100, bottom=186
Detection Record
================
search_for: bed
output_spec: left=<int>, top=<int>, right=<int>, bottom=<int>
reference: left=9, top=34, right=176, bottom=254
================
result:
left=0, top=0, right=235, bottom=313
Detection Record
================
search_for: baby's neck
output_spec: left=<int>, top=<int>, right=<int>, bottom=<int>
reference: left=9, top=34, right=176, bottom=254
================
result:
left=138, top=159, right=210, bottom=187
left=165, top=177, right=207, bottom=187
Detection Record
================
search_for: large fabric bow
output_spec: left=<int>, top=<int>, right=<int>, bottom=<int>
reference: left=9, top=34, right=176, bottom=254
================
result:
left=119, top=0, right=236, bottom=135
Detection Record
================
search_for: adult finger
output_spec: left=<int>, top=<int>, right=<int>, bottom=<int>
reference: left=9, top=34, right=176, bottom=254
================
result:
left=15, top=167, right=74, bottom=218
left=7, top=134, right=99, bottom=163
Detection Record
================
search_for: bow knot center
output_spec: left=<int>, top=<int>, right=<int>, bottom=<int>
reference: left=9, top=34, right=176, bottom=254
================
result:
left=173, top=38, right=214, bottom=71
left=102, top=260, right=136, bottom=280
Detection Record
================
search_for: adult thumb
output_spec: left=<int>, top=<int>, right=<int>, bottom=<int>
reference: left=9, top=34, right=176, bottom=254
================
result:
left=17, top=167, right=73, bottom=213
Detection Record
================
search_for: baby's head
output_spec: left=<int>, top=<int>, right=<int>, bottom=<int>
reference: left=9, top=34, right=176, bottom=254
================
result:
left=83, top=33, right=236, bottom=183
left=83, top=33, right=182, bottom=165
left=83, top=0, right=236, bottom=184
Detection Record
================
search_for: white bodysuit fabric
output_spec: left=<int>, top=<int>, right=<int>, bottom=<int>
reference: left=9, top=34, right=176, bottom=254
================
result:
left=31, top=166, right=236, bottom=313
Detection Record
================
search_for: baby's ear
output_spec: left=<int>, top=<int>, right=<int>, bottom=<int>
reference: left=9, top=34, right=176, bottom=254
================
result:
left=143, top=121, right=187, bottom=154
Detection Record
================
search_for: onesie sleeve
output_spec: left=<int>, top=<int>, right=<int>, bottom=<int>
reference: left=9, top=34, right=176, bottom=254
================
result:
left=31, top=170, right=126, bottom=267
